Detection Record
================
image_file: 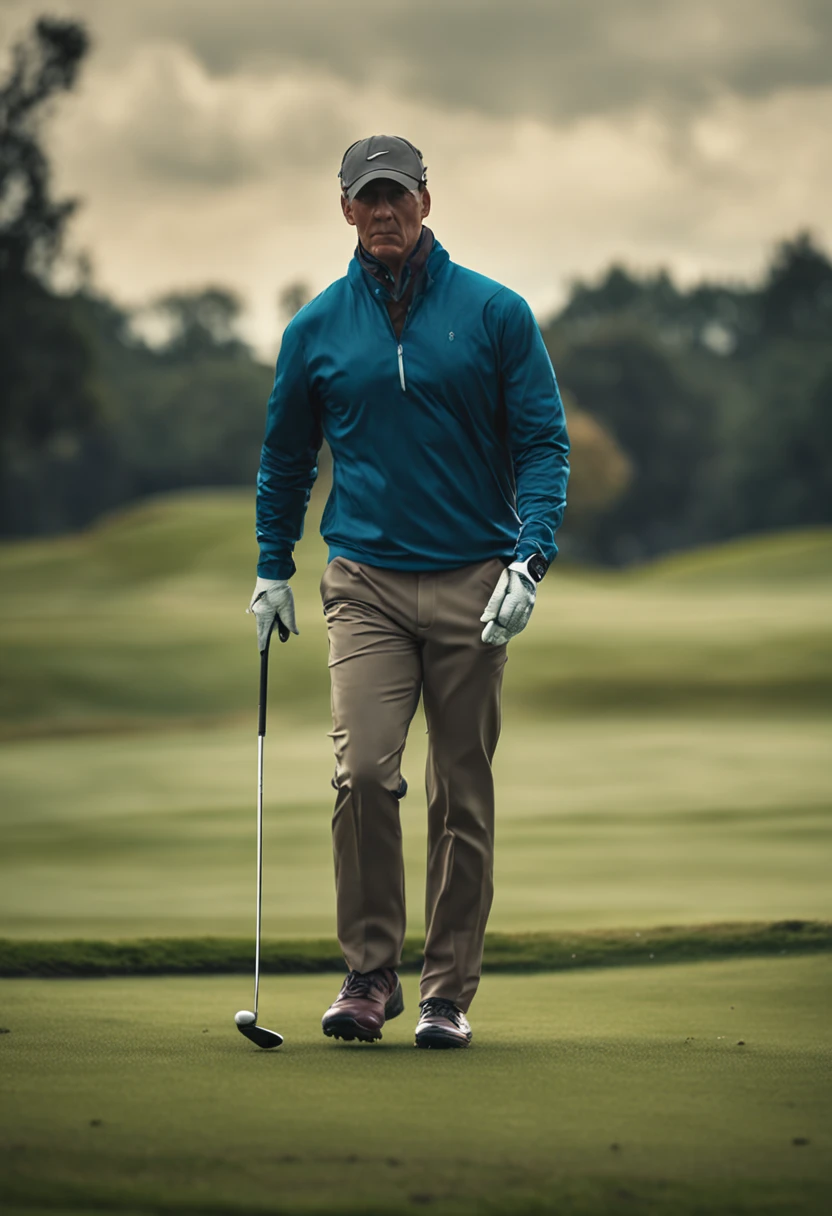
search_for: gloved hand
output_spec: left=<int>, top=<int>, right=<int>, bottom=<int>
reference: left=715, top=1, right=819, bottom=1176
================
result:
left=480, top=567, right=536, bottom=645
left=247, top=577, right=298, bottom=653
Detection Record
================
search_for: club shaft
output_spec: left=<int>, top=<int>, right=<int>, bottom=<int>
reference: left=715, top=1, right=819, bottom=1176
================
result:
left=254, top=644, right=269, bottom=1018
left=255, top=734, right=264, bottom=1016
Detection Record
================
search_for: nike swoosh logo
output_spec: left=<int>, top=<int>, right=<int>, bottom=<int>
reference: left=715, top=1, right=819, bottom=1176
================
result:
left=366, top=151, right=390, bottom=159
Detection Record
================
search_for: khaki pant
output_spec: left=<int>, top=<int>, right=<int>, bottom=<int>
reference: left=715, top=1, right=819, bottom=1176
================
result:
left=320, top=555, right=508, bottom=1012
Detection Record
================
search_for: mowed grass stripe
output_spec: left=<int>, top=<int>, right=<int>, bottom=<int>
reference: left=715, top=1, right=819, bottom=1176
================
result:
left=1, top=920, right=829, bottom=977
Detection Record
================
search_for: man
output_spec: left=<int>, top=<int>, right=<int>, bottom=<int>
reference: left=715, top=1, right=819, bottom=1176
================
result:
left=250, top=135, right=569, bottom=1049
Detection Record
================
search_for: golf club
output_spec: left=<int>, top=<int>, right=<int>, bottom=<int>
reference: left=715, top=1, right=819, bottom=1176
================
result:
left=235, top=611, right=290, bottom=1049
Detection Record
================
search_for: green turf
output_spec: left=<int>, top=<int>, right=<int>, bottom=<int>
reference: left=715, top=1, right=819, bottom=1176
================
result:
left=2, top=497, right=829, bottom=1212
left=636, top=526, right=832, bottom=586
left=1, top=490, right=830, bottom=737
left=1, top=958, right=830, bottom=1215
left=1, top=713, right=829, bottom=938
left=2, top=491, right=829, bottom=938
left=1, top=921, right=829, bottom=978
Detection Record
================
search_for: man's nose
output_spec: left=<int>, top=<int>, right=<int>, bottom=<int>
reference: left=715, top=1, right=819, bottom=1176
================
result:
left=372, top=195, right=394, bottom=216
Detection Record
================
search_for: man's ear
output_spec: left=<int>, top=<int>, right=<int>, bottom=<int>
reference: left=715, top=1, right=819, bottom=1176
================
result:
left=341, top=194, right=356, bottom=227
left=420, top=187, right=431, bottom=220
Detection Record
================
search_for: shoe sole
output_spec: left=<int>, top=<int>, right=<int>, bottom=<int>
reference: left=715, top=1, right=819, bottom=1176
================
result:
left=414, top=1028, right=471, bottom=1050
left=322, top=980, right=404, bottom=1043
left=322, top=1016, right=382, bottom=1043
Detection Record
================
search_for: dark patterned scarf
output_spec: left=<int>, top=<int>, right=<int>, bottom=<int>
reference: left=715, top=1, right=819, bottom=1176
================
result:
left=356, top=226, right=435, bottom=339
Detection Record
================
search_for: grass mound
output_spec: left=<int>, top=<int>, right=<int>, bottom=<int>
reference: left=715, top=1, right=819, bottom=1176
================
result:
left=1, top=489, right=830, bottom=735
left=637, top=525, right=832, bottom=586
left=1, top=920, right=828, bottom=978
left=0, top=489, right=259, bottom=586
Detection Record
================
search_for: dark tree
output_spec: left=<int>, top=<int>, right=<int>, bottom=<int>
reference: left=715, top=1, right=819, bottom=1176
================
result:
left=551, top=324, right=714, bottom=563
left=150, top=287, right=248, bottom=360
left=758, top=231, right=832, bottom=344
left=555, top=263, right=758, bottom=355
left=0, top=18, right=89, bottom=279
left=0, top=18, right=99, bottom=536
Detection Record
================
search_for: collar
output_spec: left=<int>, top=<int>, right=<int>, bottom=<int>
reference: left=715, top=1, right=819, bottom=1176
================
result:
left=356, top=226, right=435, bottom=302
left=347, top=235, right=450, bottom=298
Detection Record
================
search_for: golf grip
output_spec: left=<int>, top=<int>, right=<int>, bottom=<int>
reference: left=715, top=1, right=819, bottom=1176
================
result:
left=258, top=649, right=269, bottom=738
left=258, top=617, right=290, bottom=737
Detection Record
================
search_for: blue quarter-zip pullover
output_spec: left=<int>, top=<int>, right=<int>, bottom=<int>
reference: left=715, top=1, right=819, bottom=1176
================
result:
left=256, top=237, right=570, bottom=579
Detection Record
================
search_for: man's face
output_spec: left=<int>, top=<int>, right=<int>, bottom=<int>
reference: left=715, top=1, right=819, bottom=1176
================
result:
left=342, top=179, right=431, bottom=270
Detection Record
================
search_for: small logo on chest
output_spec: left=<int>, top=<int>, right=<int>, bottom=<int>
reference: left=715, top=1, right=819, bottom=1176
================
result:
left=448, top=331, right=455, bottom=341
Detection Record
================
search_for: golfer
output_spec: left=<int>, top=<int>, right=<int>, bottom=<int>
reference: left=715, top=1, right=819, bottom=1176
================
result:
left=250, top=135, right=570, bottom=1048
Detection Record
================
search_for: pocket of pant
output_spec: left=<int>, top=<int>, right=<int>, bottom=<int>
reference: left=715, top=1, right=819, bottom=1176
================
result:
left=320, top=555, right=349, bottom=594
left=320, top=559, right=339, bottom=601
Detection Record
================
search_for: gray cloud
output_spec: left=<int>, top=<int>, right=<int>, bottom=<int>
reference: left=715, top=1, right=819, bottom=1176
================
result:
left=34, top=0, right=832, bottom=124
left=3, top=0, right=829, bottom=358
left=105, top=53, right=352, bottom=187
left=5, top=0, right=830, bottom=194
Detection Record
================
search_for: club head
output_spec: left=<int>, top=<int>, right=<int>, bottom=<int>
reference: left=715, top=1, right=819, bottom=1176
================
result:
left=234, top=1010, right=284, bottom=1049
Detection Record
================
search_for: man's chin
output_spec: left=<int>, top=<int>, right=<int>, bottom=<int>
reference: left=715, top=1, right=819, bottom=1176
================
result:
left=369, top=241, right=404, bottom=260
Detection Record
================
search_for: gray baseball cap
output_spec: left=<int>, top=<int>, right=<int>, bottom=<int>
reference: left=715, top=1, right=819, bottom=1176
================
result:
left=339, top=135, right=427, bottom=202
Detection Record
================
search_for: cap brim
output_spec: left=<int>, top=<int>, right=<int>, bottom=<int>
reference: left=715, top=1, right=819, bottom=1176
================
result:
left=345, top=168, right=422, bottom=202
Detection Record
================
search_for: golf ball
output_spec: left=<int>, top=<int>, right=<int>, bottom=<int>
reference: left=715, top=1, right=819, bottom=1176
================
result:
left=235, top=1010, right=256, bottom=1026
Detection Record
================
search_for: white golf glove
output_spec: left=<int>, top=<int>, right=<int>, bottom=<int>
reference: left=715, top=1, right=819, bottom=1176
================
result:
left=480, top=565, right=536, bottom=645
left=247, top=577, right=298, bottom=653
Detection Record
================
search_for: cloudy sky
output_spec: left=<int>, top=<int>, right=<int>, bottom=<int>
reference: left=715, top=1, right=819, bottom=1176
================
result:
left=3, top=0, right=831, bottom=356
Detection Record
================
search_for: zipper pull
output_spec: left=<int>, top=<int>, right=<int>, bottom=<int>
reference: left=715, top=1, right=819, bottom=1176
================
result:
left=397, top=343, right=406, bottom=392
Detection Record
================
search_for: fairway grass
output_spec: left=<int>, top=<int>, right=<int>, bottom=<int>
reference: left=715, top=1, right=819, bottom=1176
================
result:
left=2, top=957, right=830, bottom=1215
left=1, top=491, right=830, bottom=736
left=2, top=714, right=829, bottom=938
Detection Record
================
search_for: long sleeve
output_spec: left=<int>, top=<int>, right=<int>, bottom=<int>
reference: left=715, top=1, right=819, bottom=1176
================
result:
left=255, top=320, right=323, bottom=579
left=496, top=293, right=570, bottom=564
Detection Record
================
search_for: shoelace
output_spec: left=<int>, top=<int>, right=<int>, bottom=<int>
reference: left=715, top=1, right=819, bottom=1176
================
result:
left=419, top=997, right=462, bottom=1025
left=342, top=970, right=387, bottom=999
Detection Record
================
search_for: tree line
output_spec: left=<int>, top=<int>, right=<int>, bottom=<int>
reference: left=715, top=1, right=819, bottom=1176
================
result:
left=2, top=19, right=830, bottom=563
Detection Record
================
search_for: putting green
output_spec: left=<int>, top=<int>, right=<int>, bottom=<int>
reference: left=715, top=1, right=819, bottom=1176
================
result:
left=2, top=957, right=830, bottom=1215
